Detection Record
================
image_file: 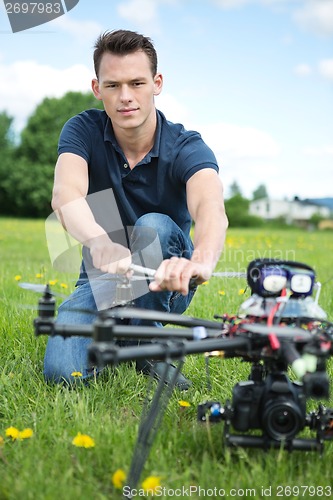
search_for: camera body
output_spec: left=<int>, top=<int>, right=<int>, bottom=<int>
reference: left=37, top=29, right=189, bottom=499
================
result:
left=198, top=362, right=332, bottom=450
left=198, top=369, right=307, bottom=442
left=231, top=372, right=306, bottom=441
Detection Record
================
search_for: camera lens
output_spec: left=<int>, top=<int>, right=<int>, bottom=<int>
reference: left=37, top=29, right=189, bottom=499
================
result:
left=262, top=401, right=304, bottom=441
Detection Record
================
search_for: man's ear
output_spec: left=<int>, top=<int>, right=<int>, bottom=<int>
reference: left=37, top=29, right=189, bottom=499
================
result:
left=91, top=78, right=102, bottom=100
left=153, top=73, right=163, bottom=96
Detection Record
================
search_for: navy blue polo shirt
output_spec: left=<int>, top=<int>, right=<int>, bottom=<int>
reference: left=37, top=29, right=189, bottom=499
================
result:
left=58, top=109, right=219, bottom=236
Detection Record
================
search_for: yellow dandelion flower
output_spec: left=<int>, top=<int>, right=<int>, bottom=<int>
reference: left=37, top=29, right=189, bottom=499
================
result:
left=238, top=289, right=245, bottom=295
left=14, top=275, right=22, bottom=281
left=60, top=283, right=68, bottom=289
left=19, top=428, right=33, bottom=440
left=178, top=400, right=191, bottom=407
left=72, top=432, right=95, bottom=448
left=201, top=281, right=209, bottom=286
left=48, top=279, right=58, bottom=286
left=71, top=371, right=83, bottom=378
left=141, top=475, right=162, bottom=493
left=112, top=468, right=127, bottom=489
left=0, top=436, right=4, bottom=447
left=35, top=273, right=44, bottom=279
left=218, top=290, right=226, bottom=296
left=5, top=427, right=20, bottom=440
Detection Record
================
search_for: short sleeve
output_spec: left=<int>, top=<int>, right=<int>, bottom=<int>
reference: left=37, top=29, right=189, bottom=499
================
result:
left=58, top=112, right=92, bottom=163
left=172, top=131, right=219, bottom=184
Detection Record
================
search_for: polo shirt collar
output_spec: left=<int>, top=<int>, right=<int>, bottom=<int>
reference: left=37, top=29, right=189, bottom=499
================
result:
left=103, top=110, right=161, bottom=160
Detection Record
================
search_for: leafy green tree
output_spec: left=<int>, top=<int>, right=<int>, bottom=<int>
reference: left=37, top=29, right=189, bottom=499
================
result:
left=228, top=180, right=242, bottom=198
left=0, top=111, right=14, bottom=151
left=4, top=91, right=103, bottom=217
left=252, top=184, right=268, bottom=200
left=225, top=193, right=263, bottom=227
left=0, top=111, right=15, bottom=214
left=18, top=91, right=103, bottom=166
left=309, top=212, right=325, bottom=229
left=2, top=158, right=54, bottom=216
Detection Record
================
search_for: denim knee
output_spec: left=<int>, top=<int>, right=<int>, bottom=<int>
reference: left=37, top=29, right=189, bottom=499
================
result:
left=43, top=335, right=94, bottom=384
left=133, top=213, right=193, bottom=261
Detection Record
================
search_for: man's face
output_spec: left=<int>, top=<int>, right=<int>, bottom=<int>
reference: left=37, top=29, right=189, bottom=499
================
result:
left=92, top=50, right=163, bottom=131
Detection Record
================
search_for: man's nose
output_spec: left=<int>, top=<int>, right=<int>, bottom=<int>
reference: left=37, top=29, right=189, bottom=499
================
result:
left=120, top=85, right=132, bottom=102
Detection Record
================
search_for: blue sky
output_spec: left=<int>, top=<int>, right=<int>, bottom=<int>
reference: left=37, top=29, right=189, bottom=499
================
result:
left=0, top=0, right=332, bottom=199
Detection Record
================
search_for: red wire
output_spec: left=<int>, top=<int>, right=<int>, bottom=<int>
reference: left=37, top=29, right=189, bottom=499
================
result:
left=266, top=289, right=287, bottom=350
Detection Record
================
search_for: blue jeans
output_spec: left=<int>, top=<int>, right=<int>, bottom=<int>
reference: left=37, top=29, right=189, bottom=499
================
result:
left=43, top=213, right=195, bottom=383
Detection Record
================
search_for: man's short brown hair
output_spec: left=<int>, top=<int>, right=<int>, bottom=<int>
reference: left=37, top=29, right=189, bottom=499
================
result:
left=93, top=29, right=158, bottom=79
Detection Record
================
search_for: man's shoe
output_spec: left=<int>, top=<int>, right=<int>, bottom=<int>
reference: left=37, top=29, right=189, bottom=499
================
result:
left=136, top=359, right=192, bottom=391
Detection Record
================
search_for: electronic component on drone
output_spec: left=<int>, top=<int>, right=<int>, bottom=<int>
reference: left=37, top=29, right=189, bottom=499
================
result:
left=241, top=259, right=326, bottom=321
left=247, top=259, right=315, bottom=298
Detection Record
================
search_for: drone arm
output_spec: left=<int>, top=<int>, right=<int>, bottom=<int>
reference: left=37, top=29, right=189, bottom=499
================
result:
left=225, top=434, right=321, bottom=452
left=34, top=318, right=93, bottom=338
left=88, top=336, right=250, bottom=368
left=106, top=306, right=222, bottom=330
left=280, top=341, right=307, bottom=379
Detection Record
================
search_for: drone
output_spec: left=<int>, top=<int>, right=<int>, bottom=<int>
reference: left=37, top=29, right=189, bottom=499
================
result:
left=27, top=258, right=333, bottom=493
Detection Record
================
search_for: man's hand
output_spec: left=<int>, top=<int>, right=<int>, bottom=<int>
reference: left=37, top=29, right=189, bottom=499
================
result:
left=149, top=256, right=212, bottom=296
left=88, top=234, right=131, bottom=274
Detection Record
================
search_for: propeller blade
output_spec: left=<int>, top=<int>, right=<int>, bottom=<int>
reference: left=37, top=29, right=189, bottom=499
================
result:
left=19, top=282, right=67, bottom=298
left=19, top=283, right=48, bottom=293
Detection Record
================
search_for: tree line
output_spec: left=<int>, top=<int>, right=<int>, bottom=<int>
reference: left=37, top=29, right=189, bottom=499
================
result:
left=0, top=91, right=267, bottom=224
left=0, top=92, right=103, bottom=217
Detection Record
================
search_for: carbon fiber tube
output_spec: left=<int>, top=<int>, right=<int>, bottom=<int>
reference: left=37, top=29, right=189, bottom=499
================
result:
left=225, top=434, right=322, bottom=452
left=39, top=320, right=221, bottom=341
left=88, top=336, right=250, bottom=367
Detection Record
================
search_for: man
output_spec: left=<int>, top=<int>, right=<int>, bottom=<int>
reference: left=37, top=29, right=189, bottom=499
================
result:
left=43, top=29, right=228, bottom=389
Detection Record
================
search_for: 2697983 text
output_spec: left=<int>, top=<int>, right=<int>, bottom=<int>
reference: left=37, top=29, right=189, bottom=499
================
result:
left=5, top=2, right=62, bottom=14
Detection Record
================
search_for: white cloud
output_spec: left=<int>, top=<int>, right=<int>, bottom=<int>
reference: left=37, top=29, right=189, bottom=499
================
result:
left=50, top=15, right=103, bottom=43
left=156, top=92, right=282, bottom=197
left=197, top=123, right=281, bottom=198
left=117, top=0, right=333, bottom=39
left=199, top=122, right=280, bottom=161
left=116, top=0, right=179, bottom=32
left=156, top=93, right=191, bottom=124
left=117, top=0, right=161, bottom=32
left=294, top=0, right=333, bottom=36
left=304, top=145, right=333, bottom=156
left=293, top=59, right=333, bottom=81
left=212, top=0, right=333, bottom=39
left=212, top=0, right=301, bottom=9
left=294, top=63, right=312, bottom=76
left=212, top=0, right=252, bottom=8
left=157, top=93, right=281, bottom=163
left=318, top=59, right=333, bottom=82
left=0, top=60, right=93, bottom=131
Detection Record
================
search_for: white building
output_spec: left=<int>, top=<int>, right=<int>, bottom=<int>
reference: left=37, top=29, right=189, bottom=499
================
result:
left=249, top=197, right=331, bottom=226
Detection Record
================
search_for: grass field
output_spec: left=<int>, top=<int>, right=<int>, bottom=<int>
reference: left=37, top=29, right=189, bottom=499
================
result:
left=0, top=218, right=333, bottom=499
